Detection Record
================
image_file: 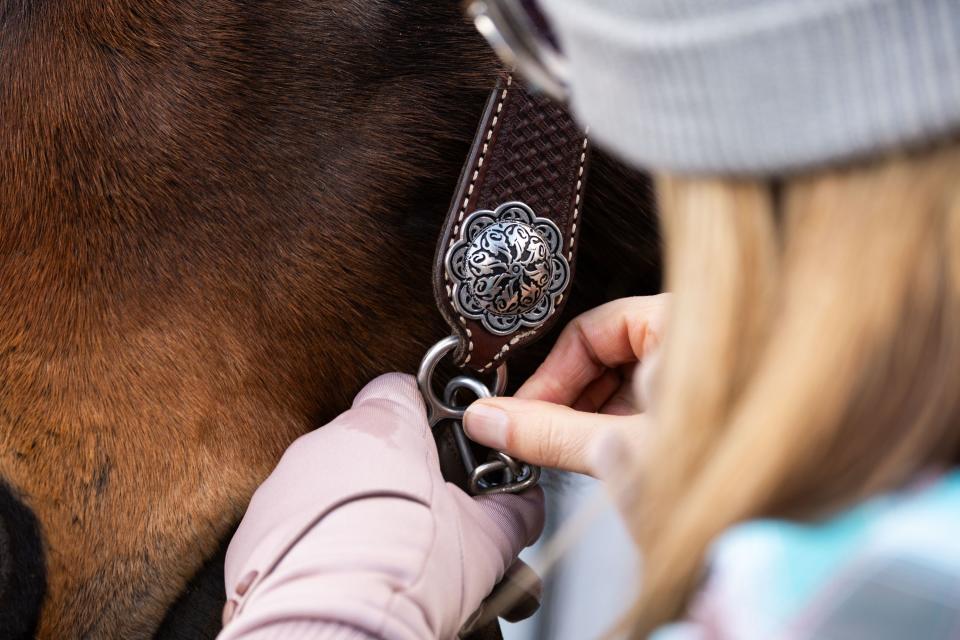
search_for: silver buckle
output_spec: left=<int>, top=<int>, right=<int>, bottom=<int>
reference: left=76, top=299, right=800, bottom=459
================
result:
left=417, top=336, right=541, bottom=495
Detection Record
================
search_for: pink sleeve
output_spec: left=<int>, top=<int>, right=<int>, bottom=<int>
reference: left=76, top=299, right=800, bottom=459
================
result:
left=236, top=621, right=373, bottom=640
left=216, top=374, right=544, bottom=640
left=218, top=496, right=440, bottom=640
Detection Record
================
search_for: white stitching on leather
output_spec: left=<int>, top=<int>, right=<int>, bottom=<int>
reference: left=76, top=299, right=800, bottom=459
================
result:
left=445, top=75, right=513, bottom=365
left=568, top=134, right=589, bottom=261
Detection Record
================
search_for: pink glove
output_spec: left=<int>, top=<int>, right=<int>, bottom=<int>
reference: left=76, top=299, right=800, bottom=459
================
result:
left=218, top=373, right=544, bottom=640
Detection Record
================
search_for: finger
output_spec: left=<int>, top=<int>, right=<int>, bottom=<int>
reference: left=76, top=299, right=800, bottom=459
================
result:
left=587, top=427, right=640, bottom=482
left=598, top=363, right=642, bottom=416
left=516, top=294, right=668, bottom=406
left=464, top=397, right=635, bottom=474
left=570, top=369, right=622, bottom=413
left=351, top=372, right=427, bottom=420
left=587, top=427, right=646, bottom=514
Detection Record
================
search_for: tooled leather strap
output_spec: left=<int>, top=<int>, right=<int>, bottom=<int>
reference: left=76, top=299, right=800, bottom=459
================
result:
left=430, top=74, right=588, bottom=640
left=433, top=74, right=589, bottom=373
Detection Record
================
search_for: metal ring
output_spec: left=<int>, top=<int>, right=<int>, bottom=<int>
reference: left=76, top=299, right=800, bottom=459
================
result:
left=417, top=336, right=507, bottom=427
left=443, top=376, right=494, bottom=409
left=470, top=459, right=541, bottom=496
left=493, top=450, right=524, bottom=477
left=468, top=0, right=570, bottom=103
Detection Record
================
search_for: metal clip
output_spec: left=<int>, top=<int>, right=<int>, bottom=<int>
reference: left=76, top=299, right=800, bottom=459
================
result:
left=417, top=336, right=540, bottom=495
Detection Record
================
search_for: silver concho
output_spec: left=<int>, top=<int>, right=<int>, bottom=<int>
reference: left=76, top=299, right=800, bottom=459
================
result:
left=446, top=202, right=570, bottom=336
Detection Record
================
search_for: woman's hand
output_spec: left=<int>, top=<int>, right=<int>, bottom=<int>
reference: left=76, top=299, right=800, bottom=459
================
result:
left=464, top=294, right=668, bottom=476
left=220, top=374, right=544, bottom=640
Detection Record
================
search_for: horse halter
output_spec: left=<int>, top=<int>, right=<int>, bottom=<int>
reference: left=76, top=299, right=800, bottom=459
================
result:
left=417, top=63, right=588, bottom=497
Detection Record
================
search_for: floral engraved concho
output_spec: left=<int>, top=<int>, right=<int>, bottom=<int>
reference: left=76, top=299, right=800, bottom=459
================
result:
left=446, top=202, right=570, bottom=336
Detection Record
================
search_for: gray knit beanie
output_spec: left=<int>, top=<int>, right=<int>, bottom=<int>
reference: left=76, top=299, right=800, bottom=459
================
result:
left=539, top=0, right=960, bottom=175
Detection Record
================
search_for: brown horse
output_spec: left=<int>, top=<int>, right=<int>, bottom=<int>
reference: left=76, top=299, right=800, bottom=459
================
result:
left=0, top=1, right=660, bottom=637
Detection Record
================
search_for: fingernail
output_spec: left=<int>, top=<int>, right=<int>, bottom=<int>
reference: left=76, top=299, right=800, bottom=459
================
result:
left=464, top=403, right=509, bottom=450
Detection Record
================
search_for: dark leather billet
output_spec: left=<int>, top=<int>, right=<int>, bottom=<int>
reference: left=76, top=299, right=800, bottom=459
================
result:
left=432, top=75, right=589, bottom=374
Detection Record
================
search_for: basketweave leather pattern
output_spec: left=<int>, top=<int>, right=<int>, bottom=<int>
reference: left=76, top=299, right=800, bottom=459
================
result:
left=432, top=74, right=589, bottom=373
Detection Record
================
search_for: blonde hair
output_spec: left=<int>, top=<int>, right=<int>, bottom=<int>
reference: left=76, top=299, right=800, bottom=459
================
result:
left=624, top=144, right=960, bottom=636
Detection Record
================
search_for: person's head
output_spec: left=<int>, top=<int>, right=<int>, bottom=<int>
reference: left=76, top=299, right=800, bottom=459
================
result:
left=475, top=0, right=960, bottom=633
left=627, top=143, right=960, bottom=635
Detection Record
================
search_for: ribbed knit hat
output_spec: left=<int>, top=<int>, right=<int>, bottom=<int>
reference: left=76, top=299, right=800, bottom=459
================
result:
left=540, top=0, right=960, bottom=175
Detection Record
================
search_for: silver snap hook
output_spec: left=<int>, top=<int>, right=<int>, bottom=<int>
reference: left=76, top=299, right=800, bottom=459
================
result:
left=418, top=336, right=539, bottom=496
left=416, top=335, right=506, bottom=427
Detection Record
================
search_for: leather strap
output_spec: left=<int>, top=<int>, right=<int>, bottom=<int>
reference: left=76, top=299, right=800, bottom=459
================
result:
left=432, top=74, right=589, bottom=374
left=431, top=73, right=588, bottom=640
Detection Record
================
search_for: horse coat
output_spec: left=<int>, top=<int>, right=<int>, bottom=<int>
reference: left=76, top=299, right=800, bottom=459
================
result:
left=0, top=1, right=661, bottom=637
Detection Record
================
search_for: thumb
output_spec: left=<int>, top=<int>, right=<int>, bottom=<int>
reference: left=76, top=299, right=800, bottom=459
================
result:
left=321, top=372, right=439, bottom=470
left=346, top=373, right=433, bottom=440
left=352, top=372, right=428, bottom=419
left=463, top=397, right=634, bottom=475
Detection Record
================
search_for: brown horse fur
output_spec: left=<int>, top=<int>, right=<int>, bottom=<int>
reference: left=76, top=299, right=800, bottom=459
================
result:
left=0, top=1, right=660, bottom=638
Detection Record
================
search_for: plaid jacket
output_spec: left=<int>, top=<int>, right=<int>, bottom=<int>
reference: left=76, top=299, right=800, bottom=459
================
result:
left=653, top=471, right=960, bottom=639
